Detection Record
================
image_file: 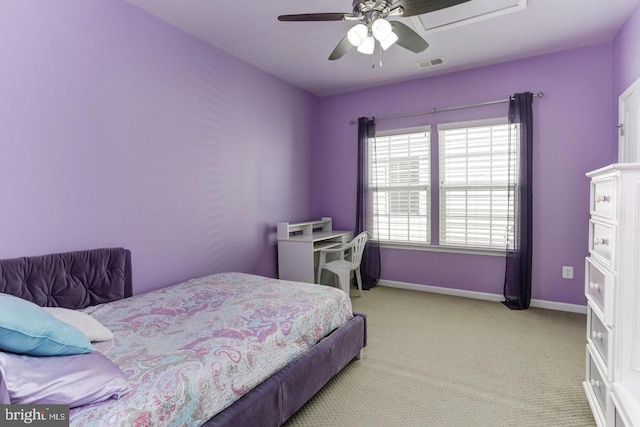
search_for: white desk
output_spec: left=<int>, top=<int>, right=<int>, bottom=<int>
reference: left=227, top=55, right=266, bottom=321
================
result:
left=277, top=218, right=352, bottom=284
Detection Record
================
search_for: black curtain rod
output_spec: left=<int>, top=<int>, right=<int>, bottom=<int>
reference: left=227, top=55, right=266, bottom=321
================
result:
left=349, top=92, right=544, bottom=125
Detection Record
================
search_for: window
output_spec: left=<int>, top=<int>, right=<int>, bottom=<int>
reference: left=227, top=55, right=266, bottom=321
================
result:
left=369, top=128, right=430, bottom=244
left=366, top=118, right=517, bottom=252
left=439, top=119, right=517, bottom=250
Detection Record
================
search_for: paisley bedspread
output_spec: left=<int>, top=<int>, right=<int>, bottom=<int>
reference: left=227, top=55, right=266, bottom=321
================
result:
left=70, top=272, right=354, bottom=426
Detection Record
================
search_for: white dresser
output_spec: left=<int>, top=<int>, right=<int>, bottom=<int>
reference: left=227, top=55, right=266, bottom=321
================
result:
left=584, top=164, right=640, bottom=426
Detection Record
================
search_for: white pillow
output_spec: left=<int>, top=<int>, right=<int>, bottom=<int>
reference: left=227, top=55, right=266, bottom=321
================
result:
left=43, top=307, right=114, bottom=342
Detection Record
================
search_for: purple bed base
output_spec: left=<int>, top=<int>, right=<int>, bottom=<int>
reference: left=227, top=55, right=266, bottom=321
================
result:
left=0, top=248, right=367, bottom=427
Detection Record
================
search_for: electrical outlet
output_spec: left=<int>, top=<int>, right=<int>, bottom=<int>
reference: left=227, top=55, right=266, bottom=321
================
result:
left=562, top=266, right=574, bottom=279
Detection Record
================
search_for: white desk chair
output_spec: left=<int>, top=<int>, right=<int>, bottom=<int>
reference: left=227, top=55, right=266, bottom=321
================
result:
left=316, top=231, right=369, bottom=297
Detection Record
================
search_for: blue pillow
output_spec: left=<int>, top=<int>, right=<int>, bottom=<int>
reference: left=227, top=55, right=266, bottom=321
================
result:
left=0, top=293, right=93, bottom=356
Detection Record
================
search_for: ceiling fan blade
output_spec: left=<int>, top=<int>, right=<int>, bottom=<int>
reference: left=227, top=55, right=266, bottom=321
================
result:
left=392, top=0, right=471, bottom=17
left=328, top=36, right=353, bottom=61
left=278, top=13, right=348, bottom=22
left=391, top=21, right=429, bottom=53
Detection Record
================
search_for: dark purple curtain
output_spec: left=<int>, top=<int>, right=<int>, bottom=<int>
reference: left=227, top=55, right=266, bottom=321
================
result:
left=356, top=117, right=380, bottom=290
left=503, top=92, right=533, bottom=310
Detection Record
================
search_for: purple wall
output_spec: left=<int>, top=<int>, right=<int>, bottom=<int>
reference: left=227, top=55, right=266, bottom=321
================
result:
left=0, top=0, right=318, bottom=294
left=1, top=0, right=634, bottom=306
left=613, top=2, right=640, bottom=97
left=313, top=43, right=615, bottom=305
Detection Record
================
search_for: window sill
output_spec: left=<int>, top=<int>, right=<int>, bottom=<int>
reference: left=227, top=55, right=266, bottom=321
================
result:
left=377, top=242, right=506, bottom=257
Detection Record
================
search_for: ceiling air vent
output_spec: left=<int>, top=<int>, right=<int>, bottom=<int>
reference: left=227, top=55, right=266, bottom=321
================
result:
left=417, top=57, right=444, bottom=69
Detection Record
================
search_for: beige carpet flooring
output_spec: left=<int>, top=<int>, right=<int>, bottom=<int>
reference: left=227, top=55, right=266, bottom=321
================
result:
left=284, top=286, right=595, bottom=427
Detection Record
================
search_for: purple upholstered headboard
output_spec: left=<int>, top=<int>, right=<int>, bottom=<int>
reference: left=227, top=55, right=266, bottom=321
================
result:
left=0, top=248, right=132, bottom=309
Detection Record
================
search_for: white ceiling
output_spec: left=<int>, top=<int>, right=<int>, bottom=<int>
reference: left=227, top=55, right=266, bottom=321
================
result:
left=124, top=0, right=639, bottom=97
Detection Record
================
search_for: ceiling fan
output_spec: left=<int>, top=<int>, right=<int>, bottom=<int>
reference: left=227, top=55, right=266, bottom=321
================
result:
left=278, top=0, right=471, bottom=61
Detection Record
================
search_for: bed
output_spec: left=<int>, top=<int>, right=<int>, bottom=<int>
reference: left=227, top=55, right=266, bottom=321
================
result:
left=0, top=247, right=367, bottom=426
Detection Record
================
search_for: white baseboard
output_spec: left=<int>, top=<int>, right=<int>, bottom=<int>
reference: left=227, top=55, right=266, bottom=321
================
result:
left=378, top=279, right=587, bottom=314
left=528, top=299, right=587, bottom=314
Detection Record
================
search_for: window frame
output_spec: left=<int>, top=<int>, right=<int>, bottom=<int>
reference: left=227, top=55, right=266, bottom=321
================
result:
left=436, top=117, right=518, bottom=253
left=368, top=126, right=431, bottom=245
left=366, top=118, right=514, bottom=256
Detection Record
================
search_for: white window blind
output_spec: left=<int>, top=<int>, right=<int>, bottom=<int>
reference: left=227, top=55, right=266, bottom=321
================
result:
left=368, top=128, right=430, bottom=244
left=438, top=119, right=517, bottom=249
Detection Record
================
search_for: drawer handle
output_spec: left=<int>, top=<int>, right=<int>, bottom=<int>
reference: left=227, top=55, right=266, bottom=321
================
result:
left=593, top=238, right=609, bottom=246
left=591, top=331, right=603, bottom=341
left=590, top=379, right=601, bottom=388
left=595, top=195, right=610, bottom=203
left=589, top=282, right=600, bottom=291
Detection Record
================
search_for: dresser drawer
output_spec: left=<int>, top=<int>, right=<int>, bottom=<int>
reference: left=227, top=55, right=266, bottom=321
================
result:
left=616, top=411, right=628, bottom=427
left=588, top=305, right=612, bottom=373
left=586, top=346, right=611, bottom=424
left=585, top=257, right=615, bottom=326
left=590, top=176, right=616, bottom=220
left=611, top=386, right=639, bottom=427
left=615, top=405, right=629, bottom=427
left=589, top=220, right=615, bottom=269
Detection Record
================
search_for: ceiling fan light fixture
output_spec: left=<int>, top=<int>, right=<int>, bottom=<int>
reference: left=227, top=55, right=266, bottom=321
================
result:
left=379, top=31, right=399, bottom=50
left=347, top=23, right=368, bottom=47
left=371, top=18, right=392, bottom=41
left=356, top=35, right=375, bottom=54
left=278, top=0, right=465, bottom=64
